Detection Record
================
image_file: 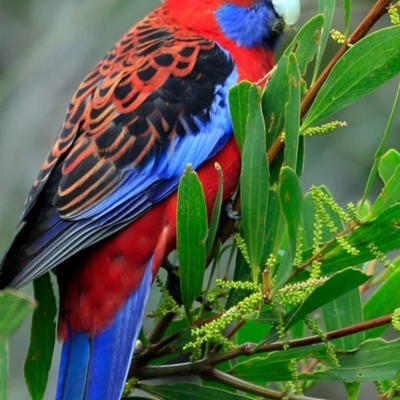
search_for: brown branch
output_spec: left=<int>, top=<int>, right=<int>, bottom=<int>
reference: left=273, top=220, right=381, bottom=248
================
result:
left=133, top=313, right=392, bottom=381
left=208, top=369, right=323, bottom=400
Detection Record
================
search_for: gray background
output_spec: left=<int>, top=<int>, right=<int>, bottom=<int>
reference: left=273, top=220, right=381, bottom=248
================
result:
left=0, top=0, right=398, bottom=398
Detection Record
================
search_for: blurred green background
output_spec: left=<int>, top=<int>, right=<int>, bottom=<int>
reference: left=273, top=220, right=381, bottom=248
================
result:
left=0, top=0, right=398, bottom=399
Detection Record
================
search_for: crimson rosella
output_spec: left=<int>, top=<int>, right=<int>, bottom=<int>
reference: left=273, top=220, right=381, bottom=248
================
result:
left=0, top=0, right=300, bottom=399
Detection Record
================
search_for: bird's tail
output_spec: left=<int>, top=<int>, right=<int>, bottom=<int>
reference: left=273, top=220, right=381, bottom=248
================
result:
left=55, top=263, right=152, bottom=400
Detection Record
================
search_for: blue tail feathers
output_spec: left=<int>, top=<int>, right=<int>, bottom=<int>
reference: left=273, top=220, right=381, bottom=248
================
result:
left=56, top=264, right=152, bottom=400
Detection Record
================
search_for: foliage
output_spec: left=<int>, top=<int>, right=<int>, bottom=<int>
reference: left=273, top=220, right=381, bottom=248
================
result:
left=1, top=1, right=400, bottom=399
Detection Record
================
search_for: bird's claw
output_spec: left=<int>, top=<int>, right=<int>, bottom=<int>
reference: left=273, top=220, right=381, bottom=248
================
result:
left=224, top=199, right=241, bottom=221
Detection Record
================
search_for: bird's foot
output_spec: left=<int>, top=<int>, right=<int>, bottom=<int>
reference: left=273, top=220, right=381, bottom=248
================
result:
left=224, top=199, right=241, bottom=221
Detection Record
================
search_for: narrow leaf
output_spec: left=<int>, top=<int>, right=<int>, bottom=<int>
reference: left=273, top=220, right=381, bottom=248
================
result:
left=273, top=168, right=303, bottom=293
left=279, top=167, right=302, bottom=257
left=343, top=0, right=351, bottom=36
left=283, top=14, right=325, bottom=76
left=364, top=268, right=400, bottom=340
left=312, top=2, right=335, bottom=83
left=232, top=343, right=328, bottom=383
left=205, top=163, right=223, bottom=256
left=300, top=338, right=400, bottom=382
left=362, top=83, right=400, bottom=206
left=241, top=85, right=269, bottom=283
left=369, top=163, right=400, bottom=219
left=229, top=81, right=252, bottom=152
left=285, top=268, right=370, bottom=330
left=322, top=288, right=364, bottom=351
left=0, top=290, right=35, bottom=338
left=303, top=26, right=400, bottom=130
left=0, top=339, right=8, bottom=400
left=177, top=165, right=208, bottom=321
left=226, top=248, right=252, bottom=309
left=24, top=273, right=57, bottom=400
left=379, top=149, right=400, bottom=185
left=284, top=53, right=301, bottom=170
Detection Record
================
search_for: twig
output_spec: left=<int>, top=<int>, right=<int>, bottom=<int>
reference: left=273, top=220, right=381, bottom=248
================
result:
left=208, top=369, right=322, bottom=400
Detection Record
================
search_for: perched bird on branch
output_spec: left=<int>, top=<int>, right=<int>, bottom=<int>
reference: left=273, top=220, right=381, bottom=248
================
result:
left=0, top=0, right=300, bottom=398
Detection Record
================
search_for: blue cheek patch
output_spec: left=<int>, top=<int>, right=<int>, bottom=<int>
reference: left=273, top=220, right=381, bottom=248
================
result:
left=215, top=1, right=280, bottom=49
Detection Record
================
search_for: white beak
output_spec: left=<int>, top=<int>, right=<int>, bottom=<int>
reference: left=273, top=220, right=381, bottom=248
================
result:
left=271, top=0, right=301, bottom=26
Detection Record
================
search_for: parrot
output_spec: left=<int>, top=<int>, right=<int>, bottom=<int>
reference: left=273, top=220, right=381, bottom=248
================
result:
left=0, top=0, right=300, bottom=399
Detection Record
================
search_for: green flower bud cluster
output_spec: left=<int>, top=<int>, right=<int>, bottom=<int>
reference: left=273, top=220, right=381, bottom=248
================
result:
left=302, top=121, right=347, bottom=136
left=367, top=243, right=395, bottom=269
left=389, top=2, right=400, bottom=25
left=275, top=277, right=328, bottom=306
left=304, top=317, right=340, bottom=368
left=330, top=29, right=346, bottom=43
left=233, top=233, right=250, bottom=265
left=183, top=291, right=261, bottom=359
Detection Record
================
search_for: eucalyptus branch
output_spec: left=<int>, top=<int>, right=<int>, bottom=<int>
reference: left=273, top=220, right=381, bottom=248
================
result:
left=132, top=314, right=392, bottom=381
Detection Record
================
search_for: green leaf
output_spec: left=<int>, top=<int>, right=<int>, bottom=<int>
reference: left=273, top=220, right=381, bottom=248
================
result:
left=279, top=167, right=302, bottom=258
left=177, top=165, right=208, bottom=321
left=379, top=149, right=400, bottom=185
left=141, top=382, right=252, bottom=400
left=226, top=248, right=252, bottom=309
left=263, top=55, right=288, bottom=148
left=0, top=339, right=8, bottom=400
left=229, top=80, right=252, bottom=152
left=344, top=381, right=360, bottom=400
left=300, top=338, right=400, bottom=382
left=205, top=163, right=223, bottom=256
left=241, top=84, right=269, bottom=283
left=361, top=83, right=400, bottom=205
left=369, top=163, right=400, bottom=219
left=283, top=14, right=325, bottom=76
left=363, top=268, right=400, bottom=340
left=0, top=290, right=35, bottom=338
left=263, top=15, right=323, bottom=147
left=303, top=26, right=400, bottom=130
left=284, top=53, right=301, bottom=170
left=24, top=273, right=57, bottom=400
left=312, top=3, right=335, bottom=83
left=0, top=290, right=34, bottom=400
left=232, top=343, right=328, bottom=383
left=322, top=288, right=364, bottom=351
left=285, top=268, right=370, bottom=330
left=343, top=0, right=351, bottom=36
left=273, top=167, right=303, bottom=293
left=263, top=188, right=285, bottom=263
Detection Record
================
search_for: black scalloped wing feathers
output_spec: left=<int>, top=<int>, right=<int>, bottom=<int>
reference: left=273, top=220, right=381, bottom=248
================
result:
left=25, top=11, right=233, bottom=220
left=0, top=7, right=235, bottom=288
